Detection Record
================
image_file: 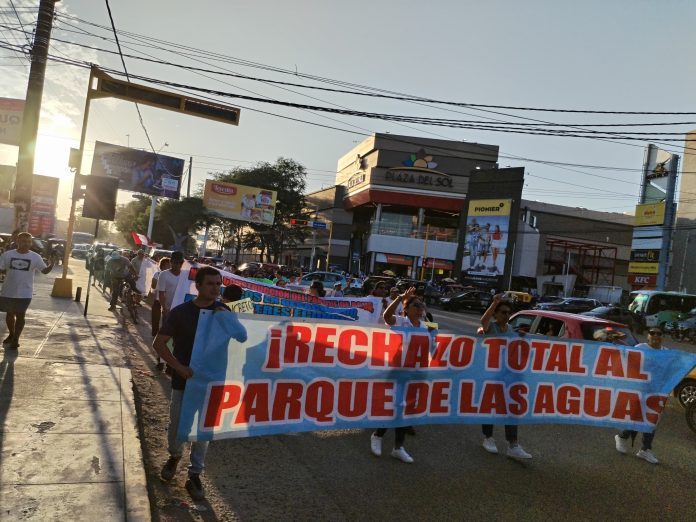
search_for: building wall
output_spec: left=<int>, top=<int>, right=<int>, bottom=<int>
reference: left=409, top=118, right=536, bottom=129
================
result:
left=670, top=130, right=696, bottom=291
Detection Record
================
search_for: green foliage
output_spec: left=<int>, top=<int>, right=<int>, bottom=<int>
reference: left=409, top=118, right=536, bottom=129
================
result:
left=114, top=198, right=151, bottom=245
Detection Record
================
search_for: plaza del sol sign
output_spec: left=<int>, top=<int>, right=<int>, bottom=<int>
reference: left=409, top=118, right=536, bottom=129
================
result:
left=385, top=149, right=453, bottom=188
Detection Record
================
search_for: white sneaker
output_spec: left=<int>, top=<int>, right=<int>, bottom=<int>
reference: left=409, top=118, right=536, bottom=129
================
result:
left=391, top=447, right=414, bottom=464
left=370, top=434, right=382, bottom=457
left=482, top=437, right=498, bottom=454
left=614, top=434, right=629, bottom=454
left=636, top=449, right=659, bottom=464
left=507, top=443, right=532, bottom=460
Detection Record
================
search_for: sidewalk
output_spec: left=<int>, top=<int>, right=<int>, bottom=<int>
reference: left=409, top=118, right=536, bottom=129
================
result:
left=0, top=264, right=150, bottom=521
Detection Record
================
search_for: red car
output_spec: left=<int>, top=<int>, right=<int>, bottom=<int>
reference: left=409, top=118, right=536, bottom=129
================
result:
left=508, top=309, right=637, bottom=344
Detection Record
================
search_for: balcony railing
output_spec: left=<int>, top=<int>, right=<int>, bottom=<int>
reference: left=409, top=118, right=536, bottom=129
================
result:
left=369, top=223, right=458, bottom=243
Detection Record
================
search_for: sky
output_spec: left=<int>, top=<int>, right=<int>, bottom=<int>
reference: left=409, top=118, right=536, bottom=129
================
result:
left=2, top=0, right=696, bottom=221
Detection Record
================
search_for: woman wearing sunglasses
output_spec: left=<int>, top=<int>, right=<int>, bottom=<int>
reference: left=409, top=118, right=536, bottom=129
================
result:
left=369, top=287, right=425, bottom=463
left=478, top=293, right=533, bottom=460
left=613, top=327, right=665, bottom=464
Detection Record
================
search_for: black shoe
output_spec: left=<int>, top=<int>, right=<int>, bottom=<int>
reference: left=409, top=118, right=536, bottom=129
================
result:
left=155, top=362, right=165, bottom=372
left=108, top=305, right=116, bottom=311
left=160, top=456, right=181, bottom=481
left=2, top=334, right=13, bottom=345
left=185, top=473, right=205, bottom=501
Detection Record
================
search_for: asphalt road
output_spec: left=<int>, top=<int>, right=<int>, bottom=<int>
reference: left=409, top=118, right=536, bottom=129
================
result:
left=43, top=263, right=696, bottom=521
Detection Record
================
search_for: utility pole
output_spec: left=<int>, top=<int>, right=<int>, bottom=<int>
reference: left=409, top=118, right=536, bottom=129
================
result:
left=187, top=156, right=192, bottom=197
left=14, top=0, right=58, bottom=231
left=679, top=231, right=692, bottom=292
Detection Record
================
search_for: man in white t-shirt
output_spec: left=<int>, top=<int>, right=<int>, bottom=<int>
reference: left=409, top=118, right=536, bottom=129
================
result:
left=158, top=251, right=185, bottom=316
left=0, top=232, right=54, bottom=350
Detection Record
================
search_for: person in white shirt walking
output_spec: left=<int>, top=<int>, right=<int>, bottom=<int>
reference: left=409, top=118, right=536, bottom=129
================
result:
left=0, top=232, right=54, bottom=350
left=158, top=251, right=185, bottom=317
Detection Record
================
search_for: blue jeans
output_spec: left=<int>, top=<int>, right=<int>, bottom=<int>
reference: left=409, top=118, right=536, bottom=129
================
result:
left=168, top=388, right=209, bottom=475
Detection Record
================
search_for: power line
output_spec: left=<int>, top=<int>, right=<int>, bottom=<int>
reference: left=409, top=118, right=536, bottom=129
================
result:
left=48, top=11, right=696, bottom=116
left=103, top=0, right=156, bottom=154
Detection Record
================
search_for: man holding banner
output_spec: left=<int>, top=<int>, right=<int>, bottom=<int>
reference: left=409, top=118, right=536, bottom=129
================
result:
left=153, top=266, right=247, bottom=501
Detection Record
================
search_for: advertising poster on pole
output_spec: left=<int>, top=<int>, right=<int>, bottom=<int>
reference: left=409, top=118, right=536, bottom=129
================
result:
left=91, top=141, right=184, bottom=199
left=28, top=174, right=59, bottom=237
left=462, top=199, right=511, bottom=279
left=202, top=179, right=277, bottom=225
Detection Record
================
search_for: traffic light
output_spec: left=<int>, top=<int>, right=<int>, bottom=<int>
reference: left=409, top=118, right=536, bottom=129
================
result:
left=82, top=176, right=120, bottom=221
left=290, top=218, right=309, bottom=226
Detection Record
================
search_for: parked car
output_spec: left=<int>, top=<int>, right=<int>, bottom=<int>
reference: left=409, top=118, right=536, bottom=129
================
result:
left=440, top=291, right=492, bottom=312
left=508, top=309, right=638, bottom=344
left=507, top=309, right=696, bottom=407
left=297, top=271, right=347, bottom=288
left=582, top=306, right=637, bottom=331
left=71, top=243, right=90, bottom=259
left=361, top=276, right=397, bottom=295
left=534, top=297, right=602, bottom=314
left=396, top=279, right=442, bottom=304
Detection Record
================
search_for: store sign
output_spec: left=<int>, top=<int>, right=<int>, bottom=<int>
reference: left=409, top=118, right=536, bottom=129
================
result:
left=0, top=97, right=24, bottom=146
left=628, top=274, right=657, bottom=286
left=630, top=249, right=660, bottom=263
left=385, top=168, right=453, bottom=188
left=628, top=262, right=659, bottom=275
left=385, top=254, right=413, bottom=266
left=346, top=172, right=366, bottom=189
left=634, top=202, right=665, bottom=227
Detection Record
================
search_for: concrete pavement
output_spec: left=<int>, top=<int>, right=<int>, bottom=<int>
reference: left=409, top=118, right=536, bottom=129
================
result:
left=0, top=263, right=150, bottom=521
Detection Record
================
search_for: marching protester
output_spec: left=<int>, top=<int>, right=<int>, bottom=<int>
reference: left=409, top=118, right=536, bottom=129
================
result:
left=387, top=286, right=404, bottom=316
left=308, top=280, right=326, bottom=297
left=369, top=287, right=425, bottom=464
left=0, top=232, right=54, bottom=350
left=158, top=251, right=185, bottom=318
left=479, top=293, right=533, bottom=460
left=153, top=266, right=247, bottom=501
left=150, top=257, right=171, bottom=371
left=222, top=283, right=243, bottom=304
left=151, top=257, right=171, bottom=337
left=106, top=250, right=138, bottom=312
left=613, top=327, right=665, bottom=464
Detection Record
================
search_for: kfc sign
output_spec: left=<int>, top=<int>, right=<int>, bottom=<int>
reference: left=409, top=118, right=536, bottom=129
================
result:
left=628, top=274, right=657, bottom=286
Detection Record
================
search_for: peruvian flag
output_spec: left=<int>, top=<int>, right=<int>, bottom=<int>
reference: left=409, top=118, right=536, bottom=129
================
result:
left=131, top=231, right=151, bottom=246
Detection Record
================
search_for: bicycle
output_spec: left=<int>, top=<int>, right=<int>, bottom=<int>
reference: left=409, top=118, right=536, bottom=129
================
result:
left=120, top=276, right=140, bottom=324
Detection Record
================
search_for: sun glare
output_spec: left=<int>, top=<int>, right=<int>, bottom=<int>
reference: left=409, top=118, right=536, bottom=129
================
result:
left=34, top=134, right=75, bottom=180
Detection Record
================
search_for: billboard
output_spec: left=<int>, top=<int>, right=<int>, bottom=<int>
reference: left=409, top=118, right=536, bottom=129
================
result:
left=462, top=199, right=512, bottom=278
left=202, top=180, right=277, bottom=225
left=0, top=97, right=24, bottom=146
left=28, top=174, right=59, bottom=237
left=91, top=141, right=184, bottom=199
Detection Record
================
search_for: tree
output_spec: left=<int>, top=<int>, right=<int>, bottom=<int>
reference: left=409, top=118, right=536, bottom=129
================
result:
left=213, top=158, right=307, bottom=263
left=114, top=198, right=151, bottom=245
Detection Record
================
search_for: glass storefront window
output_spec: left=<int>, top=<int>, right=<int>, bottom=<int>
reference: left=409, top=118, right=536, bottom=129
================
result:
left=371, top=212, right=418, bottom=238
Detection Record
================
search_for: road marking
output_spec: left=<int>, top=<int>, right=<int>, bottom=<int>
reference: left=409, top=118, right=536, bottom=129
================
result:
left=33, top=311, right=65, bottom=358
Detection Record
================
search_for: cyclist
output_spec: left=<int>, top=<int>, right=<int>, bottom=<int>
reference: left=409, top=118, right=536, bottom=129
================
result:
left=106, top=251, right=137, bottom=311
